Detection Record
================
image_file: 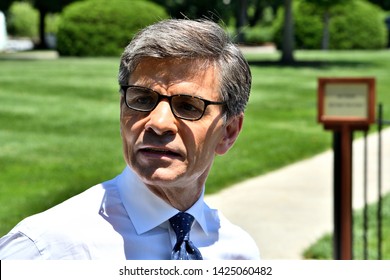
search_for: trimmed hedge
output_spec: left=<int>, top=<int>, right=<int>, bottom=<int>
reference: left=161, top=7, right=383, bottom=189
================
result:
left=6, top=2, right=39, bottom=38
left=329, top=1, right=387, bottom=49
left=57, top=0, right=168, bottom=56
left=274, top=0, right=388, bottom=50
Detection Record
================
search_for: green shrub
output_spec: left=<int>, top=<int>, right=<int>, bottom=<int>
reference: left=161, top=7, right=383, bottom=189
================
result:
left=45, top=13, right=60, bottom=35
left=6, top=2, right=39, bottom=38
left=241, top=6, right=276, bottom=45
left=57, top=0, right=168, bottom=56
left=243, top=25, right=275, bottom=45
left=329, top=1, right=387, bottom=49
left=293, top=1, right=323, bottom=49
left=274, top=0, right=387, bottom=50
left=272, top=0, right=322, bottom=50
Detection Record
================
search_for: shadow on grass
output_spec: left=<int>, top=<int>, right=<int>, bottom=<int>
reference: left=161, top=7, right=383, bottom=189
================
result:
left=247, top=59, right=375, bottom=69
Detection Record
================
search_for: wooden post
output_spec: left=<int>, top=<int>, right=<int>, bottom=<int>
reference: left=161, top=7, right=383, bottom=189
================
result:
left=333, top=127, right=353, bottom=259
left=318, top=78, right=375, bottom=260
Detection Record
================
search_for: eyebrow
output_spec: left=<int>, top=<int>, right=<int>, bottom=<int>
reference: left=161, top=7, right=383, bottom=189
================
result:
left=132, top=84, right=211, bottom=100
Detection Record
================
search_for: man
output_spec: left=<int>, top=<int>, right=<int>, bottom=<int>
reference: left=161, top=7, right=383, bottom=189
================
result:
left=0, top=19, right=260, bottom=260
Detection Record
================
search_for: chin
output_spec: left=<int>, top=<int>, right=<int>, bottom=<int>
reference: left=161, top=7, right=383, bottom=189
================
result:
left=135, top=165, right=187, bottom=187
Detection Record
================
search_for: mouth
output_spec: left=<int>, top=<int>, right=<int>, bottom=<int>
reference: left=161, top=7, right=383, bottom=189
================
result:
left=139, top=147, right=183, bottom=159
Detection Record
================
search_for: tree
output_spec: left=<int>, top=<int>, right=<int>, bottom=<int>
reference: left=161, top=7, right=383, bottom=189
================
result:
left=227, top=0, right=283, bottom=42
left=151, top=0, right=223, bottom=19
left=31, top=0, right=81, bottom=49
left=236, top=0, right=248, bottom=42
left=246, top=0, right=284, bottom=26
left=0, top=0, right=80, bottom=49
left=0, top=0, right=14, bottom=13
left=280, top=0, right=295, bottom=64
left=235, top=0, right=283, bottom=42
left=151, top=0, right=284, bottom=42
left=367, top=0, right=390, bottom=10
left=306, top=0, right=351, bottom=50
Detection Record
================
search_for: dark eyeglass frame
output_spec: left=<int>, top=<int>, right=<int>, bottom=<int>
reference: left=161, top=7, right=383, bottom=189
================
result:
left=120, top=85, right=226, bottom=121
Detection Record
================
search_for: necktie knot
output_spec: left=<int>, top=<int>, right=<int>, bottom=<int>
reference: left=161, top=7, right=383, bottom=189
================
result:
left=169, top=212, right=202, bottom=260
left=169, top=212, right=194, bottom=242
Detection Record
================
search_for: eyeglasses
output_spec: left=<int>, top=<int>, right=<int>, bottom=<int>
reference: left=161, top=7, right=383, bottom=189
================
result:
left=120, top=85, right=226, bottom=121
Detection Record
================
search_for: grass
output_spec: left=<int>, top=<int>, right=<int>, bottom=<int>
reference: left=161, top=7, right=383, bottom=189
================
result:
left=304, top=192, right=390, bottom=259
left=0, top=57, right=124, bottom=234
left=1, top=50, right=390, bottom=237
left=208, top=49, right=390, bottom=191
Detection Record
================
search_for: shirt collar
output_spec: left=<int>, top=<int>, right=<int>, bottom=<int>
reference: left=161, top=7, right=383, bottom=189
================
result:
left=117, top=166, right=209, bottom=235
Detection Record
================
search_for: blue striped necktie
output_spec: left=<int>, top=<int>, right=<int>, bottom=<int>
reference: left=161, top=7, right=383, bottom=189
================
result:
left=169, top=212, right=203, bottom=260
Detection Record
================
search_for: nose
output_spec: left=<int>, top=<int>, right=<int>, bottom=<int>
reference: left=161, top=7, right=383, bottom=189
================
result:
left=145, top=100, right=178, bottom=135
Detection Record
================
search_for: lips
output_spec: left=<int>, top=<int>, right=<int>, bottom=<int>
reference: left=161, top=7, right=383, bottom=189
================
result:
left=138, top=146, right=183, bottom=159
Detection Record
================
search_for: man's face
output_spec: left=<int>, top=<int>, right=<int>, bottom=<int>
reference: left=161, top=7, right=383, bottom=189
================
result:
left=120, top=58, right=241, bottom=192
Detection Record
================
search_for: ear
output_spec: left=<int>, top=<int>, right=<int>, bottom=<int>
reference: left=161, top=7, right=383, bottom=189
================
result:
left=215, top=113, right=244, bottom=155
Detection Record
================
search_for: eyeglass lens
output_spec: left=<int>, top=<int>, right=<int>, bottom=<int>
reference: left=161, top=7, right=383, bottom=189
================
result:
left=124, top=87, right=206, bottom=120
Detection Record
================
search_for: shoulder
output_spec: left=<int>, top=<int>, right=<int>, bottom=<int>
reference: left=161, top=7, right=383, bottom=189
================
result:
left=31, top=182, right=112, bottom=221
left=220, top=211, right=260, bottom=251
left=205, top=208, right=260, bottom=260
left=0, top=178, right=121, bottom=259
left=0, top=231, right=41, bottom=259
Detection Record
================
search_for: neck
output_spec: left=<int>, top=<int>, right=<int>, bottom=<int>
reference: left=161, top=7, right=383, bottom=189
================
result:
left=146, top=183, right=204, bottom=211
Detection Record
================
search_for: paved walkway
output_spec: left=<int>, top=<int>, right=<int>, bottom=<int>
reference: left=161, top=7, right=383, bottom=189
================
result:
left=205, top=128, right=390, bottom=259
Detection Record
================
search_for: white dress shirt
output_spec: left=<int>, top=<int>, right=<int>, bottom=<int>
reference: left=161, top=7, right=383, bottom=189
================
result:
left=0, top=167, right=260, bottom=260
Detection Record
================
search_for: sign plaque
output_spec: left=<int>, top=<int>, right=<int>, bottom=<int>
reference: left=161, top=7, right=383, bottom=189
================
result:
left=318, top=78, right=375, bottom=128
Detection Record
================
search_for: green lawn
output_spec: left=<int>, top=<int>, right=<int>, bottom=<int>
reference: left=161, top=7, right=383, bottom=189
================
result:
left=304, top=192, right=390, bottom=259
left=1, top=50, right=390, bottom=237
left=208, top=49, right=390, bottom=191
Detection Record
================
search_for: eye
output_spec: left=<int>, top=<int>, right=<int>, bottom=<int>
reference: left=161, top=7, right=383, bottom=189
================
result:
left=126, top=88, right=157, bottom=110
left=179, top=101, right=199, bottom=112
left=135, top=96, right=154, bottom=105
left=172, top=96, right=205, bottom=119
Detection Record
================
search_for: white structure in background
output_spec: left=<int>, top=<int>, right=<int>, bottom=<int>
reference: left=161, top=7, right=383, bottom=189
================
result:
left=0, top=11, right=7, bottom=51
left=0, top=11, right=34, bottom=52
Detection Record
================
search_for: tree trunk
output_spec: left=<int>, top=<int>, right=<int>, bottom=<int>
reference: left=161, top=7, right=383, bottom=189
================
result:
left=236, top=0, right=248, bottom=43
left=248, top=0, right=262, bottom=27
left=37, top=8, right=48, bottom=49
left=322, top=10, right=330, bottom=50
left=280, top=0, right=295, bottom=64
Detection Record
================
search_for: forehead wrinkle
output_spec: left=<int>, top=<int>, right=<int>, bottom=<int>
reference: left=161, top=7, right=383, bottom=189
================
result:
left=128, top=58, right=221, bottom=101
left=130, top=57, right=217, bottom=83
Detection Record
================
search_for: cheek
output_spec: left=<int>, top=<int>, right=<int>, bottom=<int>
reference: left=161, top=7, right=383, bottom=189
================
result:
left=191, top=126, right=223, bottom=160
left=120, top=104, right=145, bottom=134
left=120, top=113, right=142, bottom=154
left=120, top=119, right=133, bottom=163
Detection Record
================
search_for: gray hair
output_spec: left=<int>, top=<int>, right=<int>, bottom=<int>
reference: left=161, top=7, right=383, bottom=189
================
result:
left=118, top=19, right=251, bottom=120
